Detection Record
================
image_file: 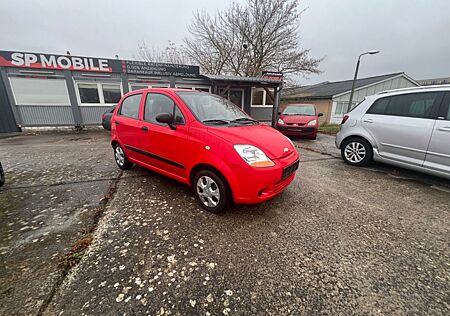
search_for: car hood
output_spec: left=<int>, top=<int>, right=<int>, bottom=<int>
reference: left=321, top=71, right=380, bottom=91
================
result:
left=207, top=124, right=295, bottom=159
left=280, top=114, right=316, bottom=124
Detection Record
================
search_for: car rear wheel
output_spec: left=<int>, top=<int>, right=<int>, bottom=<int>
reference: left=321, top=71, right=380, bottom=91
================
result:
left=341, top=138, right=373, bottom=166
left=114, top=144, right=133, bottom=170
left=194, top=170, right=228, bottom=213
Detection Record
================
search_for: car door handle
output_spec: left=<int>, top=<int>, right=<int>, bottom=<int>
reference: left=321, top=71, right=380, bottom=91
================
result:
left=115, top=120, right=120, bottom=125
left=438, top=126, right=450, bottom=132
left=363, top=119, right=374, bottom=123
left=141, top=126, right=149, bottom=132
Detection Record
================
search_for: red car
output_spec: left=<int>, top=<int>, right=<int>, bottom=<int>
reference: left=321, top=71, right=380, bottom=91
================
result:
left=111, top=89, right=299, bottom=213
left=276, top=104, right=323, bottom=139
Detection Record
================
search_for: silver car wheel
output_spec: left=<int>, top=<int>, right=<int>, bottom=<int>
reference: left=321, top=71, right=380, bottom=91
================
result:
left=115, top=146, right=125, bottom=166
left=344, top=141, right=366, bottom=163
left=196, top=176, right=221, bottom=207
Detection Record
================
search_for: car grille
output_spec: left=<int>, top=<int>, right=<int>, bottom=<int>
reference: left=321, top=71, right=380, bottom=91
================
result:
left=282, top=160, right=299, bottom=180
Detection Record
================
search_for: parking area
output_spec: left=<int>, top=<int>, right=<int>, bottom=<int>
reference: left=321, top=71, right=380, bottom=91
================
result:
left=0, top=131, right=449, bottom=315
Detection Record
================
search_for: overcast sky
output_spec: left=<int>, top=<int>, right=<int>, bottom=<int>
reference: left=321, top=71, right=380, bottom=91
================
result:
left=1, top=0, right=449, bottom=85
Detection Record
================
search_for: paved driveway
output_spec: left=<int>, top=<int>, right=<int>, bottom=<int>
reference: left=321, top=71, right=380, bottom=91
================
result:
left=1, top=132, right=449, bottom=315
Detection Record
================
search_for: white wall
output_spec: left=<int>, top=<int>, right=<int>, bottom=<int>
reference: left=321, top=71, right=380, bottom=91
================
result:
left=329, top=75, right=418, bottom=123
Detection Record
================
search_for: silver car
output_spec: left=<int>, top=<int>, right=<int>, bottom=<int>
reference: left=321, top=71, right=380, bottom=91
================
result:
left=335, top=85, right=450, bottom=179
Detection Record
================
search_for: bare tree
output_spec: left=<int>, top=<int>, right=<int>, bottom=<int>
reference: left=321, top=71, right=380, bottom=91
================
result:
left=135, top=40, right=189, bottom=64
left=184, top=0, right=322, bottom=81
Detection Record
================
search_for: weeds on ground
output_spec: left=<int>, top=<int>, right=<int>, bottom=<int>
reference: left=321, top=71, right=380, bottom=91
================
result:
left=61, top=233, right=93, bottom=269
left=319, top=123, right=340, bottom=135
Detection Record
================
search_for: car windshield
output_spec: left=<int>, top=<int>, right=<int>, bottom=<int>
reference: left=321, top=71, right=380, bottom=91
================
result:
left=282, top=105, right=316, bottom=116
left=177, top=92, right=257, bottom=125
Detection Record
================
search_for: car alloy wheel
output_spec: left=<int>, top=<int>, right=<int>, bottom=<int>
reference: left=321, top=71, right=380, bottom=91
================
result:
left=344, top=141, right=366, bottom=163
left=113, top=144, right=133, bottom=170
left=115, top=146, right=125, bottom=167
left=196, top=176, right=221, bottom=208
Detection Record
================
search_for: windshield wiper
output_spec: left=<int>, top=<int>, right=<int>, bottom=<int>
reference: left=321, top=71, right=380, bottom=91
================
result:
left=230, top=117, right=259, bottom=124
left=203, top=119, right=230, bottom=124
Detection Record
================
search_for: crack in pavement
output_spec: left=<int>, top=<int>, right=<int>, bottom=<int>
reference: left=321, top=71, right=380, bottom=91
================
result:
left=35, top=170, right=123, bottom=316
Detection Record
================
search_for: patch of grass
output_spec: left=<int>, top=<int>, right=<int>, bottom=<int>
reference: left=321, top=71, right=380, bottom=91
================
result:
left=318, top=123, right=341, bottom=135
left=60, top=233, right=93, bottom=269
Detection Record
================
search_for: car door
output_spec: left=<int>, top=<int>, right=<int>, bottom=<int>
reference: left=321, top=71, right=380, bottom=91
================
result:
left=140, top=92, right=189, bottom=178
left=361, top=92, right=442, bottom=166
left=423, top=92, right=450, bottom=174
left=114, top=93, right=144, bottom=161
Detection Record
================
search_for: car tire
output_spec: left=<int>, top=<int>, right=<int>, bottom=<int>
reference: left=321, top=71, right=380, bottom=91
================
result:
left=193, top=170, right=229, bottom=213
left=113, top=144, right=133, bottom=170
left=0, top=163, right=4, bottom=188
left=341, top=137, right=373, bottom=167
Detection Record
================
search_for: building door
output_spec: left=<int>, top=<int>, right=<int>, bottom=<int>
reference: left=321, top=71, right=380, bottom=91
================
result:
left=229, top=89, right=244, bottom=109
left=0, top=73, right=19, bottom=133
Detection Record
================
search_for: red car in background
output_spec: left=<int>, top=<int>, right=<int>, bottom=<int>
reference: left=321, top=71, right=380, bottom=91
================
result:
left=111, top=89, right=299, bottom=213
left=276, top=104, right=323, bottom=139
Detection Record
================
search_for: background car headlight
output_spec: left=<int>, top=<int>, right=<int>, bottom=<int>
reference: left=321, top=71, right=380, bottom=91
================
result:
left=307, top=119, right=317, bottom=126
left=277, top=118, right=285, bottom=125
left=234, top=145, right=275, bottom=167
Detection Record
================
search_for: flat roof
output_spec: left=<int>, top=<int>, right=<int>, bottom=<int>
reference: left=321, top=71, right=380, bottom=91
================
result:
left=204, top=74, right=282, bottom=85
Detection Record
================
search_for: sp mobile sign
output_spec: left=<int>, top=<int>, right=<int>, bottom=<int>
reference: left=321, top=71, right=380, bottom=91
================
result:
left=0, top=51, right=122, bottom=73
left=0, top=50, right=200, bottom=77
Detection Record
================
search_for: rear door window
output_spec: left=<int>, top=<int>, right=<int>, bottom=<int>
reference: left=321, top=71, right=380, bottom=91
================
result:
left=367, top=92, right=439, bottom=119
left=119, top=94, right=142, bottom=119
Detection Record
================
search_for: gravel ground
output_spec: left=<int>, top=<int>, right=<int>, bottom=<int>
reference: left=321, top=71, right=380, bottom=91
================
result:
left=35, top=133, right=448, bottom=315
left=0, top=131, right=449, bottom=315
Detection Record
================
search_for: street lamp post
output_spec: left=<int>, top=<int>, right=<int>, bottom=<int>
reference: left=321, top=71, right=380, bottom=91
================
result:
left=346, top=50, right=380, bottom=113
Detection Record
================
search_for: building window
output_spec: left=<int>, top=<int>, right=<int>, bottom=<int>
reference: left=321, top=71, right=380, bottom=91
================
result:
left=102, top=84, right=122, bottom=103
left=175, top=85, right=211, bottom=92
left=334, top=101, right=359, bottom=115
left=78, top=83, right=100, bottom=104
left=251, top=88, right=274, bottom=107
left=129, top=83, right=170, bottom=91
left=76, top=82, right=122, bottom=106
left=9, top=77, right=70, bottom=106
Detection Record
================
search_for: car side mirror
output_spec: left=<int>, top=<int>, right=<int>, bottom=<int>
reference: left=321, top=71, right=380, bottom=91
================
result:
left=156, top=112, right=176, bottom=129
left=277, top=111, right=282, bottom=115
left=318, top=113, right=324, bottom=117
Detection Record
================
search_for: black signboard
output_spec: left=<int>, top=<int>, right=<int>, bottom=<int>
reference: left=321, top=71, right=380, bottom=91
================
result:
left=0, top=50, right=200, bottom=78
left=123, top=60, right=199, bottom=77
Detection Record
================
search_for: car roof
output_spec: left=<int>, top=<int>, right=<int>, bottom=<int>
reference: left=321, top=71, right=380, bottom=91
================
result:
left=377, top=84, right=450, bottom=97
left=131, top=88, right=203, bottom=92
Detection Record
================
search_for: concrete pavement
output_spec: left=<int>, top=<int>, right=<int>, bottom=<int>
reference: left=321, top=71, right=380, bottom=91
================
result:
left=1, top=131, right=449, bottom=315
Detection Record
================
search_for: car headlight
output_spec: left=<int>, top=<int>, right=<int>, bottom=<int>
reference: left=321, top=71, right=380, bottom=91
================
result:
left=234, top=144, right=275, bottom=167
left=307, top=119, right=317, bottom=126
left=277, top=118, right=285, bottom=125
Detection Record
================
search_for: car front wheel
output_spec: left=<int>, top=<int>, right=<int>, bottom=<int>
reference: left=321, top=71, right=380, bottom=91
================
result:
left=0, top=163, right=4, bottom=187
left=194, top=170, right=228, bottom=213
left=341, top=138, right=373, bottom=166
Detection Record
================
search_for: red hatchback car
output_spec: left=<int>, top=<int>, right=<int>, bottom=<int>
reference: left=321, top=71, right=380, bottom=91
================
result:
left=111, top=89, right=299, bottom=213
left=276, top=104, right=323, bottom=139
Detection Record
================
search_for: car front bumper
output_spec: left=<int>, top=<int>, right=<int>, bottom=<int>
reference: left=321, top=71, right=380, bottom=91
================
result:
left=276, top=125, right=317, bottom=136
left=229, top=151, right=300, bottom=204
